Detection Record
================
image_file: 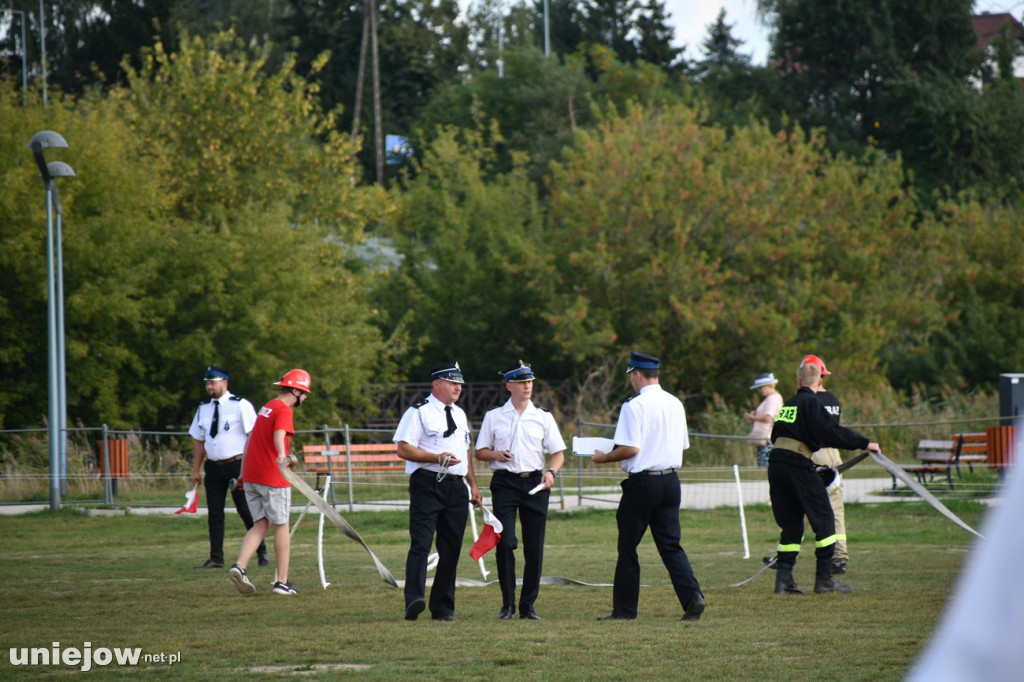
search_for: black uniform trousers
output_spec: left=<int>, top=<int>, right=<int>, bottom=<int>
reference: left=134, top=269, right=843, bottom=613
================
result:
left=203, top=458, right=264, bottom=564
left=767, top=450, right=836, bottom=568
left=490, top=470, right=550, bottom=612
left=612, top=471, right=701, bottom=618
left=406, top=469, right=469, bottom=619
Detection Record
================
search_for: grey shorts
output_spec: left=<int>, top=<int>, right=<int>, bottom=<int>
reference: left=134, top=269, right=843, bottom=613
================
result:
left=245, top=482, right=291, bottom=526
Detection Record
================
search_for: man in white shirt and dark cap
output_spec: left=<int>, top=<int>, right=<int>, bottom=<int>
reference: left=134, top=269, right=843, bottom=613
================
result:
left=593, top=351, right=705, bottom=622
left=188, top=365, right=268, bottom=569
left=394, top=362, right=483, bottom=622
left=475, top=360, right=566, bottom=620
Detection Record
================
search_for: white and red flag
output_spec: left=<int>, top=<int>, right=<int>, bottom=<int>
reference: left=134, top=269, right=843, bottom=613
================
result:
left=469, top=505, right=503, bottom=561
left=175, top=485, right=199, bottom=514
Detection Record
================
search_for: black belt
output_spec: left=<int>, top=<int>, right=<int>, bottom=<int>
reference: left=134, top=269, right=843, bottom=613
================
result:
left=413, top=468, right=464, bottom=482
left=629, top=468, right=676, bottom=477
left=210, top=455, right=242, bottom=465
left=495, top=469, right=541, bottom=478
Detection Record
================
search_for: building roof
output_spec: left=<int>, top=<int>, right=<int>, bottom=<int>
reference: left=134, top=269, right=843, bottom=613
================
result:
left=973, top=12, right=1024, bottom=51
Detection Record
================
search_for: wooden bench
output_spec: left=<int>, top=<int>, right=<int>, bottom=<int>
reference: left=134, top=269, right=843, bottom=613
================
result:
left=894, top=433, right=988, bottom=491
left=302, top=443, right=404, bottom=487
left=986, top=425, right=1018, bottom=478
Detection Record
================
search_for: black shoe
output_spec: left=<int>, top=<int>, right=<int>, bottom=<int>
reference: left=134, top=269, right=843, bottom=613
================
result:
left=831, top=560, right=847, bottom=575
left=597, top=612, right=635, bottom=621
left=432, top=613, right=455, bottom=622
left=680, top=593, right=705, bottom=621
left=257, top=550, right=270, bottom=567
left=195, top=559, right=223, bottom=569
left=498, top=606, right=516, bottom=620
left=519, top=608, right=541, bottom=620
left=404, top=598, right=426, bottom=621
left=814, top=577, right=853, bottom=594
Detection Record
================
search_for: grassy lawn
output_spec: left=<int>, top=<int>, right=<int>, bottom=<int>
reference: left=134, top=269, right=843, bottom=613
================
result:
left=0, top=501, right=986, bottom=680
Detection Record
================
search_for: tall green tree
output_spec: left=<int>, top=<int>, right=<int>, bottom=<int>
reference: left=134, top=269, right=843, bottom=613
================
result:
left=0, top=30, right=391, bottom=429
left=374, top=123, right=554, bottom=382
left=283, top=0, right=469, bottom=181
left=757, top=0, right=1014, bottom=194
left=689, top=9, right=785, bottom=132
left=580, top=0, right=682, bottom=70
left=122, top=29, right=390, bottom=427
left=541, top=102, right=943, bottom=406
left=0, top=79, right=173, bottom=428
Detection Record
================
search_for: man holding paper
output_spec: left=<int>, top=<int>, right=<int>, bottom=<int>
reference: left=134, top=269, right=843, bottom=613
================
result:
left=593, top=351, right=705, bottom=622
left=475, top=360, right=566, bottom=621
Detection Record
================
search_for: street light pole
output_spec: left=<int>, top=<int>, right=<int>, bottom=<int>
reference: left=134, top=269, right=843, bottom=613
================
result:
left=29, top=130, right=74, bottom=510
left=39, top=0, right=46, bottom=108
left=543, top=0, right=550, bottom=58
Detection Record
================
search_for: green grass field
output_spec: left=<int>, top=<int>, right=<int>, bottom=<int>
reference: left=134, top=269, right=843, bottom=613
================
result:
left=0, top=501, right=987, bottom=680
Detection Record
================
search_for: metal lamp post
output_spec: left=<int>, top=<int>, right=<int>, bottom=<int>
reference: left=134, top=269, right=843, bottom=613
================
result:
left=39, top=0, right=46, bottom=108
left=29, top=130, right=74, bottom=510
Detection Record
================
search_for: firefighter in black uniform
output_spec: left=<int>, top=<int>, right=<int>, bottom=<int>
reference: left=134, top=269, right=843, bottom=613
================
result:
left=768, top=362, right=880, bottom=595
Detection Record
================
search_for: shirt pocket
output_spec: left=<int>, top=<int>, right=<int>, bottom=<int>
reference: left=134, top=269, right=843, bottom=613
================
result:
left=424, top=427, right=443, bottom=448
left=493, top=428, right=512, bottom=451
left=523, top=422, right=544, bottom=442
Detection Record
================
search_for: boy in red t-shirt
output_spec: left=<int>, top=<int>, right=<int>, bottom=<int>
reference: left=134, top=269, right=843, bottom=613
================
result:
left=228, top=369, right=311, bottom=596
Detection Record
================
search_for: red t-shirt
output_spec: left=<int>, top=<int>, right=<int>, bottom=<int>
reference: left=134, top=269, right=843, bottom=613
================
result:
left=241, top=398, right=294, bottom=488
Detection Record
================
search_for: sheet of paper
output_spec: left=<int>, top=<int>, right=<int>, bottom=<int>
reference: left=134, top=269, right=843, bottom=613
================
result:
left=572, top=436, right=614, bottom=456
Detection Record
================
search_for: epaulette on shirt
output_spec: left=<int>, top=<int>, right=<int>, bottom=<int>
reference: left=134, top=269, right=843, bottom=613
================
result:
left=622, top=394, right=639, bottom=404
left=412, top=398, right=429, bottom=409
left=229, top=395, right=243, bottom=402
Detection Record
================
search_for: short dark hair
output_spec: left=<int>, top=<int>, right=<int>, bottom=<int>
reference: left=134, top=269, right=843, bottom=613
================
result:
left=636, top=368, right=660, bottom=380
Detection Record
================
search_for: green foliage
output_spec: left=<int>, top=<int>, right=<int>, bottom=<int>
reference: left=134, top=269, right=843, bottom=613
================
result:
left=375, top=123, right=553, bottom=381
left=0, top=32, right=391, bottom=429
left=0, top=80, right=174, bottom=428
left=886, top=196, right=1024, bottom=395
left=542, top=102, right=943, bottom=407
left=756, top=0, right=1020, bottom=196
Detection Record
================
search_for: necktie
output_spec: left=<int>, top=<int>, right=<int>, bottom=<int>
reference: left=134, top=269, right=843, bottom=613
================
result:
left=210, top=400, right=219, bottom=438
left=443, top=406, right=456, bottom=438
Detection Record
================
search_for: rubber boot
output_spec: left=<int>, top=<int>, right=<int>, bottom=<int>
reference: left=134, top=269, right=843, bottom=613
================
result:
left=774, top=564, right=804, bottom=595
left=814, top=558, right=852, bottom=594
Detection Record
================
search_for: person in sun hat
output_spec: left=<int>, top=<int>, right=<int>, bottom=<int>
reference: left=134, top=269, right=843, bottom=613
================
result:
left=475, top=360, right=566, bottom=621
left=592, top=351, right=706, bottom=622
left=744, top=372, right=783, bottom=468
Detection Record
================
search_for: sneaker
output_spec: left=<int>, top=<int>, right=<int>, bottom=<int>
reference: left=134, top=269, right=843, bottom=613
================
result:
left=832, top=560, right=848, bottom=575
left=228, top=564, right=256, bottom=595
left=271, top=581, right=299, bottom=595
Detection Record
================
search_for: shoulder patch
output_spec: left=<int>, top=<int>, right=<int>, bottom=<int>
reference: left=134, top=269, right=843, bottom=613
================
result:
left=412, top=398, right=429, bottom=409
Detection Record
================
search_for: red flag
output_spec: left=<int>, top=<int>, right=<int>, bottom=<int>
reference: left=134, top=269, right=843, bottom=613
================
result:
left=469, top=505, right=503, bottom=561
left=175, top=486, right=199, bottom=514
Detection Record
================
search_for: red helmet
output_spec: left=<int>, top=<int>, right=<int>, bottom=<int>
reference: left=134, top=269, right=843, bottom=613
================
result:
left=274, top=368, right=311, bottom=393
left=800, top=354, right=831, bottom=375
